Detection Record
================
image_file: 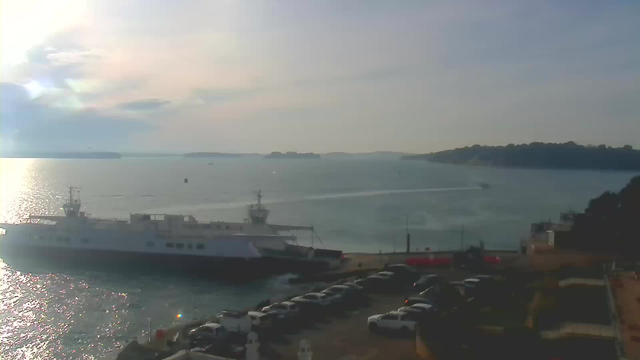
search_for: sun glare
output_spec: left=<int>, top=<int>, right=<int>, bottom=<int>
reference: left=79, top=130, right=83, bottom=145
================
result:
left=0, top=0, right=87, bottom=69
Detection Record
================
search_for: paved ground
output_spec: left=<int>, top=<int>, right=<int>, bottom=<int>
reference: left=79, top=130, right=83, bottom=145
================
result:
left=264, top=294, right=418, bottom=360
left=613, top=274, right=640, bottom=360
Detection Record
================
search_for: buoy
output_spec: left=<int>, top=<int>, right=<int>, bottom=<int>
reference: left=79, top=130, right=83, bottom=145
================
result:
left=184, top=178, right=188, bottom=183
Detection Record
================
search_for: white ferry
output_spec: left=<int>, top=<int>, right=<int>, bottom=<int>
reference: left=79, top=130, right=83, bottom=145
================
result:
left=0, top=188, right=342, bottom=278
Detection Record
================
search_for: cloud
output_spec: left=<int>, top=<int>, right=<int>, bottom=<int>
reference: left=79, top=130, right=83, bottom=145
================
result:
left=117, top=98, right=171, bottom=111
left=0, top=82, right=150, bottom=152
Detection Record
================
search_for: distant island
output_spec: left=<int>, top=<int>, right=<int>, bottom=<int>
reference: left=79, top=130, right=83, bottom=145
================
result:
left=2, top=151, right=121, bottom=159
left=184, top=152, right=260, bottom=158
left=264, top=151, right=321, bottom=159
left=402, top=142, right=640, bottom=171
left=323, top=151, right=408, bottom=160
left=120, top=153, right=179, bottom=158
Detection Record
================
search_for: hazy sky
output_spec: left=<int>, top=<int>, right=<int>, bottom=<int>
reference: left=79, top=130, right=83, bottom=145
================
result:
left=1, top=1, right=639, bottom=153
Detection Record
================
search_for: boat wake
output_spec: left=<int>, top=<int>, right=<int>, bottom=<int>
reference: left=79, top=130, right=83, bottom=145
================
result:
left=146, top=186, right=482, bottom=213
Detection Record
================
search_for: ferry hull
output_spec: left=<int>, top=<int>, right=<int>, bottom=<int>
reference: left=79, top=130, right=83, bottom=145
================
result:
left=0, top=242, right=331, bottom=281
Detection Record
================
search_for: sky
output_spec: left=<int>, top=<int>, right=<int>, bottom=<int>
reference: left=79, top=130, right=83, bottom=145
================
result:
left=1, top=0, right=639, bottom=154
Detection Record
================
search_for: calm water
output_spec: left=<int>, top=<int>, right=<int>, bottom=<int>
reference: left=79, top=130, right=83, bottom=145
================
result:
left=0, top=157, right=635, bottom=359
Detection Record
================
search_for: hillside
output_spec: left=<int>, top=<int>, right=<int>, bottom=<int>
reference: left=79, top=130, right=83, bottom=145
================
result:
left=402, top=142, right=640, bottom=171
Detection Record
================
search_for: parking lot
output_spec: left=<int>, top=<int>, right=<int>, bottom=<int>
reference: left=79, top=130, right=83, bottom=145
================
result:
left=250, top=266, right=478, bottom=359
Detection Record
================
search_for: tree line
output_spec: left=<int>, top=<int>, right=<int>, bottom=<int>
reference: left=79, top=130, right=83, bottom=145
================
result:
left=570, top=176, right=640, bottom=254
left=402, top=142, right=640, bottom=171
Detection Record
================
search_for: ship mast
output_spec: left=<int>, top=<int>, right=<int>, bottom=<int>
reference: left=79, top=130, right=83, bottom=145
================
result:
left=248, top=189, right=269, bottom=224
left=63, top=186, right=82, bottom=217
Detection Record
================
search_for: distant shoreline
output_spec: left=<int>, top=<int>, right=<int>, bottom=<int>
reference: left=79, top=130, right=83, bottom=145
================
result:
left=264, top=152, right=321, bottom=159
left=2, top=152, right=121, bottom=159
left=402, top=142, right=640, bottom=171
left=183, top=152, right=260, bottom=158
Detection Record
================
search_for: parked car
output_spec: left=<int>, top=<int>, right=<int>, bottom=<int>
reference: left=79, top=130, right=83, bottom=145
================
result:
left=463, top=276, right=503, bottom=299
left=247, top=311, right=277, bottom=330
left=354, top=278, right=372, bottom=289
left=397, top=306, right=424, bottom=317
left=261, top=301, right=300, bottom=319
left=400, top=303, right=434, bottom=314
left=322, top=285, right=353, bottom=302
left=219, top=311, right=252, bottom=334
left=413, top=274, right=443, bottom=292
left=367, top=311, right=416, bottom=333
left=341, top=282, right=364, bottom=292
left=188, top=323, right=230, bottom=345
left=359, top=275, right=403, bottom=293
left=386, top=264, right=421, bottom=283
left=404, top=297, right=438, bottom=310
left=419, top=284, right=464, bottom=311
left=320, top=289, right=344, bottom=304
left=374, top=271, right=396, bottom=279
left=290, top=292, right=332, bottom=307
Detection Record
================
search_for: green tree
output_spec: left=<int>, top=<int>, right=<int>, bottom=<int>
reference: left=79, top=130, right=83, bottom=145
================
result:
left=573, top=176, right=640, bottom=253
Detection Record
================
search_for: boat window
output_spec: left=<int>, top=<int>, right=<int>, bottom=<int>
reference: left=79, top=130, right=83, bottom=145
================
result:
left=166, top=242, right=174, bottom=248
left=202, top=224, right=211, bottom=229
left=81, top=238, right=90, bottom=244
left=216, top=224, right=221, bottom=230
left=196, top=244, right=205, bottom=250
left=187, top=243, right=193, bottom=249
left=176, top=243, right=184, bottom=249
left=146, top=241, right=155, bottom=247
left=225, top=225, right=230, bottom=230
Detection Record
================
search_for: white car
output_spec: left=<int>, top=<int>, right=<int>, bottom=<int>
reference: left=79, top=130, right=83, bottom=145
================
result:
left=261, top=301, right=300, bottom=318
left=290, top=292, right=332, bottom=306
left=368, top=311, right=416, bottom=333
left=188, top=323, right=230, bottom=343
left=219, top=310, right=252, bottom=334
left=247, top=311, right=276, bottom=329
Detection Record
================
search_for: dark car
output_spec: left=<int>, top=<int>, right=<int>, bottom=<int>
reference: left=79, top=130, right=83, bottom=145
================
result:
left=341, top=282, right=364, bottom=292
left=463, top=275, right=503, bottom=299
left=355, top=275, right=401, bottom=293
left=413, top=274, right=443, bottom=292
left=386, top=264, right=421, bottom=284
left=188, top=323, right=230, bottom=347
left=417, top=284, right=464, bottom=312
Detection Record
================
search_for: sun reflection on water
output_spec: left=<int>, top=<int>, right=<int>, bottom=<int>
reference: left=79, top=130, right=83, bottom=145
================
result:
left=1, top=159, right=39, bottom=223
